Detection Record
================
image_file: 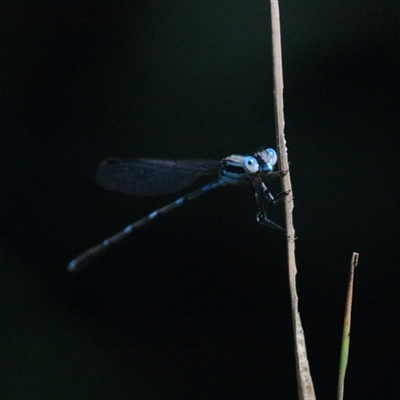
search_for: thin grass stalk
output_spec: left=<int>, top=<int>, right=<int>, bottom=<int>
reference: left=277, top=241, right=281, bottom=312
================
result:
left=337, top=252, right=359, bottom=400
left=269, top=1, right=316, bottom=399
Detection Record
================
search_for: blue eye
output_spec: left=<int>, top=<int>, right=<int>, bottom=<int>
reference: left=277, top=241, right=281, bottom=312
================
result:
left=265, top=148, right=277, bottom=166
left=243, top=156, right=259, bottom=174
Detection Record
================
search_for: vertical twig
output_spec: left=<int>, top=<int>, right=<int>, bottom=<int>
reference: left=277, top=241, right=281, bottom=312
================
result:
left=337, top=252, right=359, bottom=400
left=269, top=1, right=316, bottom=399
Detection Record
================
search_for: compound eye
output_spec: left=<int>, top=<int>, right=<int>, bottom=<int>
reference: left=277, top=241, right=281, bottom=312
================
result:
left=265, top=148, right=277, bottom=167
left=243, top=156, right=259, bottom=174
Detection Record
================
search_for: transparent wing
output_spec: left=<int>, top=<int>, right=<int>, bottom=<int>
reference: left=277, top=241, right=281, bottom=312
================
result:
left=96, top=157, right=221, bottom=196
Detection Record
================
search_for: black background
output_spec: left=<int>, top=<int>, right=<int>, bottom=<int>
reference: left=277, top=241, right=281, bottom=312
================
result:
left=1, top=1, right=399, bottom=399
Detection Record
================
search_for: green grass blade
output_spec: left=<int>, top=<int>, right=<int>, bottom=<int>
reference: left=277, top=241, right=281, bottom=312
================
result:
left=337, top=252, right=359, bottom=400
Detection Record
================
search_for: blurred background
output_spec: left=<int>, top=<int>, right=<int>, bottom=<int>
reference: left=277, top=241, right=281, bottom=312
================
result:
left=1, top=1, right=399, bottom=398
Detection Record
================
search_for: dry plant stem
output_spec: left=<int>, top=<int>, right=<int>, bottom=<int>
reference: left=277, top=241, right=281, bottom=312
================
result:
left=337, top=252, right=359, bottom=400
left=269, top=1, right=316, bottom=399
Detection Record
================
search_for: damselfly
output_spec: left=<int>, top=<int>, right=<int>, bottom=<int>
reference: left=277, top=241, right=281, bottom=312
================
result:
left=68, top=148, right=285, bottom=272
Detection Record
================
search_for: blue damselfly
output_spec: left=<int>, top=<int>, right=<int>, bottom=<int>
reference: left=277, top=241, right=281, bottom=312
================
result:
left=68, top=148, right=285, bottom=272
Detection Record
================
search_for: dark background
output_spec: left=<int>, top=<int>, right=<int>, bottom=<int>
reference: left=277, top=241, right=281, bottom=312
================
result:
left=1, top=1, right=399, bottom=398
